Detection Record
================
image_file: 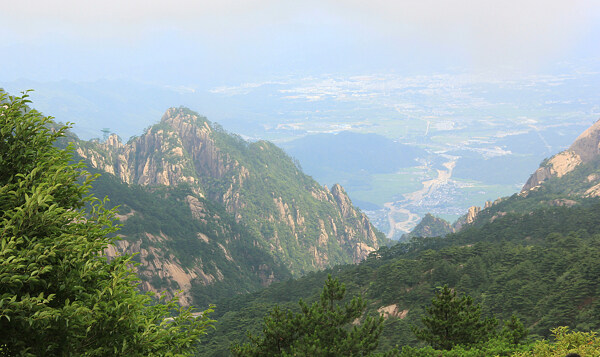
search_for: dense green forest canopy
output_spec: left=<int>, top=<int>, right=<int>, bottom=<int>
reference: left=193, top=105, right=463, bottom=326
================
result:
left=232, top=275, right=388, bottom=356
left=199, top=198, right=600, bottom=355
left=0, top=91, right=214, bottom=355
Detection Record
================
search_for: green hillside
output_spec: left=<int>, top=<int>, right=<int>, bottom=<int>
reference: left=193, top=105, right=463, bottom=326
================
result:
left=467, top=158, right=600, bottom=229
left=51, top=105, right=390, bottom=308
left=402, top=213, right=454, bottom=240
left=88, top=169, right=293, bottom=307
left=198, top=199, right=600, bottom=355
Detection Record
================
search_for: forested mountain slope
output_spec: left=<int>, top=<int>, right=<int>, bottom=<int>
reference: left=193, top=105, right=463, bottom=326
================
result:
left=199, top=200, right=600, bottom=355
left=88, top=170, right=292, bottom=306
left=65, top=107, right=387, bottom=305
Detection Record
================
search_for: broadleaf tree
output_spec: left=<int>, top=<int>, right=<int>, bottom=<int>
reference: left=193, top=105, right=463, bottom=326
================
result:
left=0, top=91, right=214, bottom=356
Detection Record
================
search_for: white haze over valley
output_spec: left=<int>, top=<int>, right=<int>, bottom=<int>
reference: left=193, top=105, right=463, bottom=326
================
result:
left=2, top=0, right=600, bottom=236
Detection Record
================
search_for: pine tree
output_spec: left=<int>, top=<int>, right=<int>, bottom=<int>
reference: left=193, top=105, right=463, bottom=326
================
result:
left=412, top=285, right=497, bottom=350
left=501, top=315, right=528, bottom=345
left=0, top=91, right=214, bottom=356
left=232, top=275, right=391, bottom=356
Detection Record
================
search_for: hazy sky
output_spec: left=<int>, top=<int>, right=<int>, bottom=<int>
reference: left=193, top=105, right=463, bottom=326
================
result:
left=2, top=0, right=600, bottom=86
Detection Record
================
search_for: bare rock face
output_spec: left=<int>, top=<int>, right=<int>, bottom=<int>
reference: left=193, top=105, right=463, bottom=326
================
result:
left=453, top=205, right=482, bottom=231
left=521, top=119, right=600, bottom=193
left=77, top=131, right=198, bottom=188
left=162, top=108, right=235, bottom=181
left=546, top=199, right=578, bottom=207
left=521, top=166, right=554, bottom=193
left=569, top=119, right=600, bottom=162
left=377, top=304, right=409, bottom=320
left=331, top=184, right=356, bottom=219
left=330, top=184, right=381, bottom=262
left=79, top=107, right=386, bottom=296
left=585, top=183, right=600, bottom=197
left=76, top=109, right=240, bottom=190
left=465, top=206, right=481, bottom=224
left=105, top=232, right=213, bottom=306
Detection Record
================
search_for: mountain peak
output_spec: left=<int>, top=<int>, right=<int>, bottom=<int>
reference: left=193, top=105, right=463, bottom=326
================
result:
left=403, top=213, right=454, bottom=240
left=521, top=118, right=600, bottom=194
left=160, top=107, right=212, bottom=132
left=74, top=108, right=387, bottom=295
left=330, top=184, right=355, bottom=218
left=568, top=118, right=600, bottom=162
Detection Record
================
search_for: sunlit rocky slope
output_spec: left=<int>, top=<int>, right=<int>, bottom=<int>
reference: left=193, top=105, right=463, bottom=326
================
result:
left=521, top=118, right=600, bottom=196
left=71, top=107, right=387, bottom=305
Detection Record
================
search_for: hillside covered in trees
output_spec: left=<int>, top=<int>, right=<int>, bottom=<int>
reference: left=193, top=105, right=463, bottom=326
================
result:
left=50, top=104, right=390, bottom=307
left=4, top=90, right=600, bottom=357
left=199, top=197, right=600, bottom=355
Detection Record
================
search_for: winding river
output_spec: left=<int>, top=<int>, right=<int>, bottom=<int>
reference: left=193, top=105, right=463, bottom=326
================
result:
left=384, top=160, right=455, bottom=238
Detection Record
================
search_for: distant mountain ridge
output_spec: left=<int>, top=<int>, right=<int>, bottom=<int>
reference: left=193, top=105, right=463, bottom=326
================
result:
left=71, top=107, right=388, bottom=304
left=405, top=117, right=600, bottom=237
left=402, top=213, right=454, bottom=240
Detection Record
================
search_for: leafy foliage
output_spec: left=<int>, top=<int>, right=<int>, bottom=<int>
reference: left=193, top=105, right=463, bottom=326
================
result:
left=398, top=337, right=533, bottom=356
left=0, top=92, right=214, bottom=356
left=512, top=326, right=600, bottom=357
left=231, top=275, right=390, bottom=356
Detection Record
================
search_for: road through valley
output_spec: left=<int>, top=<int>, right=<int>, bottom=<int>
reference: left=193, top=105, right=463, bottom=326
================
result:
left=385, top=161, right=455, bottom=238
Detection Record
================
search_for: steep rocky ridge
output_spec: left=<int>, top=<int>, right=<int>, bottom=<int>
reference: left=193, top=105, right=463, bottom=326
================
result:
left=89, top=170, right=291, bottom=306
left=521, top=118, right=600, bottom=193
left=75, top=107, right=387, bottom=297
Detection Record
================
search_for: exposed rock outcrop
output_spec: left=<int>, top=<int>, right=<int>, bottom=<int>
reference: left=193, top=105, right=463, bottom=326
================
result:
left=453, top=205, right=483, bottom=231
left=331, top=184, right=356, bottom=219
left=521, top=119, right=600, bottom=193
left=377, top=304, right=409, bottom=320
left=105, top=232, right=212, bottom=306
left=465, top=206, right=481, bottom=224
left=79, top=107, right=387, bottom=300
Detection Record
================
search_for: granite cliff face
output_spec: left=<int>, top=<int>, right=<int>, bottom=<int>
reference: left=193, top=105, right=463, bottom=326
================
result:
left=76, top=108, right=387, bottom=303
left=521, top=119, right=600, bottom=194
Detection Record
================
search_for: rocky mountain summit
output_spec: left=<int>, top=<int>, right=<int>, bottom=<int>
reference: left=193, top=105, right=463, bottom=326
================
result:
left=521, top=119, right=600, bottom=195
left=74, top=107, right=387, bottom=304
